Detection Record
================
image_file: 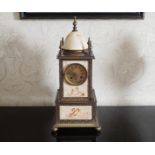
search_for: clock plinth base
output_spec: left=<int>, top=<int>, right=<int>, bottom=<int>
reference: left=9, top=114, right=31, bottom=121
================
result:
left=52, top=89, right=101, bottom=133
left=52, top=113, right=101, bottom=133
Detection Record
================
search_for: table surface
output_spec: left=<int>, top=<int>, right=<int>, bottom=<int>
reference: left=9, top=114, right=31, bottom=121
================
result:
left=0, top=106, right=154, bottom=142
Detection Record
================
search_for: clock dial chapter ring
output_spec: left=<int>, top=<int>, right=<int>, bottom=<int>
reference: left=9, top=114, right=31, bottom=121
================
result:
left=64, top=63, right=87, bottom=86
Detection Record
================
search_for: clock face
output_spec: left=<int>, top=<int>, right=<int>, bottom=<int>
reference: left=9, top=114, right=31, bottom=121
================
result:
left=64, top=63, right=87, bottom=86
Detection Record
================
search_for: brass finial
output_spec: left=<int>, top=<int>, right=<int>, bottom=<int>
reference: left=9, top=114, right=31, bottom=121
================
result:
left=73, top=16, right=78, bottom=31
left=59, top=40, right=62, bottom=49
left=62, top=37, right=64, bottom=45
left=88, top=37, right=92, bottom=49
left=59, top=37, right=64, bottom=49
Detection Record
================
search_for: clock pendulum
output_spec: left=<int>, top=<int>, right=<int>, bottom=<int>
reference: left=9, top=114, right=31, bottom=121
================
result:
left=52, top=17, right=101, bottom=132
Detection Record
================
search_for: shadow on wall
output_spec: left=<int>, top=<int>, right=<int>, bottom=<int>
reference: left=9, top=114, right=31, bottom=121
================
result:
left=103, top=36, right=145, bottom=103
left=98, top=38, right=145, bottom=141
left=0, top=24, right=53, bottom=105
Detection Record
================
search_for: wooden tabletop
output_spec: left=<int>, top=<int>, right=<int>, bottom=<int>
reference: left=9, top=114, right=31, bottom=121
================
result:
left=0, top=106, right=154, bottom=142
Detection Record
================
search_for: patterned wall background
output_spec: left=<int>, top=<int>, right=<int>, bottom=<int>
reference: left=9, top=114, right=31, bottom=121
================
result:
left=0, top=12, right=154, bottom=106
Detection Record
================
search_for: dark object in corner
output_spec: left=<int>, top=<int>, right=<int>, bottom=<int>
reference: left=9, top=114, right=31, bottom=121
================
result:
left=20, top=12, right=144, bottom=19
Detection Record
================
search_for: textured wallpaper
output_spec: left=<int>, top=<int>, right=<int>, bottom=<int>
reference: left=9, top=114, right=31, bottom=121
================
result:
left=0, top=12, right=154, bottom=106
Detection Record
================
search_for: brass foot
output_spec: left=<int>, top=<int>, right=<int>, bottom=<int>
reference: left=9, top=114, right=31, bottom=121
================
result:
left=96, top=126, right=102, bottom=132
left=53, top=127, right=58, bottom=132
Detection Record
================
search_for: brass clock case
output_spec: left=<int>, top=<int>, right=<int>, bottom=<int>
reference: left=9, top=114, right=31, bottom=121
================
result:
left=64, top=63, right=87, bottom=86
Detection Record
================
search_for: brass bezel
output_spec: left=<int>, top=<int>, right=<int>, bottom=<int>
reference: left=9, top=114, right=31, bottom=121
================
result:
left=64, top=63, right=87, bottom=86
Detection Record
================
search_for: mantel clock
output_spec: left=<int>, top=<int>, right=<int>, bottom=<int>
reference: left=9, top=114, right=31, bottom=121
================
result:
left=52, top=17, right=101, bottom=132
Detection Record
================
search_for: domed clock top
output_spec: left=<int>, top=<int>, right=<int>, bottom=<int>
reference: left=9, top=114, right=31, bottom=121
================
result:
left=62, top=17, right=88, bottom=51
